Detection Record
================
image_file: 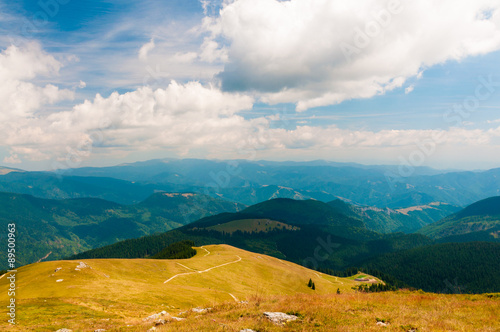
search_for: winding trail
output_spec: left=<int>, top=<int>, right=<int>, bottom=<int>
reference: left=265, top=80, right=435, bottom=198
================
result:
left=164, top=255, right=242, bottom=284
left=201, top=246, right=211, bottom=257
left=176, top=263, right=196, bottom=271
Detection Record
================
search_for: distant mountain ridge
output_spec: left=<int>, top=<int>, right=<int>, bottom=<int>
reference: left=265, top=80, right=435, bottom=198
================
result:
left=1, top=158, right=500, bottom=208
left=58, top=158, right=500, bottom=207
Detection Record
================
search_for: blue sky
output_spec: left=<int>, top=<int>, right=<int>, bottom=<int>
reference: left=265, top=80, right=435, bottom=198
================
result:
left=1, top=0, right=500, bottom=171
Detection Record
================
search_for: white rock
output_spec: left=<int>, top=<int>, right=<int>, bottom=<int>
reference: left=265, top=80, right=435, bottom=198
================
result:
left=171, top=317, right=185, bottom=321
left=263, top=312, right=298, bottom=325
left=376, top=321, right=389, bottom=327
left=56, top=279, right=64, bottom=282
left=144, top=311, right=168, bottom=321
left=56, top=329, right=73, bottom=332
left=76, top=262, right=88, bottom=269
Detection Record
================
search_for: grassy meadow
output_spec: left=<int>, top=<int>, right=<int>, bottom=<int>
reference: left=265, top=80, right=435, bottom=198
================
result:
left=0, top=244, right=497, bottom=331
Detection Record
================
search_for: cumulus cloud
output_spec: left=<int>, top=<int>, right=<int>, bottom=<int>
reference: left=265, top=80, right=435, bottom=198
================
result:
left=0, top=43, right=74, bottom=119
left=203, top=0, right=500, bottom=111
left=4, top=74, right=500, bottom=164
left=4, top=80, right=257, bottom=162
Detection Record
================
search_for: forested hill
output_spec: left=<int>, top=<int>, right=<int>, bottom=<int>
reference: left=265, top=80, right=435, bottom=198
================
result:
left=361, top=242, right=500, bottom=293
left=0, top=192, right=243, bottom=269
left=70, top=198, right=434, bottom=274
left=418, top=196, right=500, bottom=242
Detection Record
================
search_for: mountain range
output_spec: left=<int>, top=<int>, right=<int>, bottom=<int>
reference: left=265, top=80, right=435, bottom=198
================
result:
left=2, top=159, right=500, bottom=207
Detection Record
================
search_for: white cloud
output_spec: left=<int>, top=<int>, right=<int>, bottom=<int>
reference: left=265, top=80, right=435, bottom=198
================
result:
left=4, top=80, right=256, bottom=162
left=405, top=85, right=415, bottom=94
left=0, top=42, right=74, bottom=121
left=139, top=38, right=156, bottom=61
left=203, top=0, right=500, bottom=111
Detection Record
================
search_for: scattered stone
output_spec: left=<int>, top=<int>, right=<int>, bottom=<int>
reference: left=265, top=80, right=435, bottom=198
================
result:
left=76, top=262, right=88, bottom=269
left=263, top=312, right=298, bottom=325
left=239, top=301, right=249, bottom=304
left=407, top=329, right=418, bottom=332
left=170, top=317, right=185, bottom=321
left=56, top=329, right=72, bottom=332
left=75, top=268, right=80, bottom=271
left=143, top=311, right=168, bottom=321
left=192, top=307, right=211, bottom=313
left=55, top=267, right=62, bottom=272
left=94, top=330, right=106, bottom=332
left=240, top=330, right=256, bottom=332
left=56, top=279, right=64, bottom=283
left=154, top=319, right=166, bottom=326
left=376, top=321, right=389, bottom=327
left=147, top=327, right=156, bottom=331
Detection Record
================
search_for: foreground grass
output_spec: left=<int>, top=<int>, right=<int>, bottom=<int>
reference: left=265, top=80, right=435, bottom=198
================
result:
left=0, top=245, right=497, bottom=331
left=153, top=292, right=500, bottom=332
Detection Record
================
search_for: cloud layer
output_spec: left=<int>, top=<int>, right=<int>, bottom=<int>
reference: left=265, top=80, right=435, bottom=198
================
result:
left=205, top=0, right=500, bottom=110
left=2, top=0, right=500, bottom=169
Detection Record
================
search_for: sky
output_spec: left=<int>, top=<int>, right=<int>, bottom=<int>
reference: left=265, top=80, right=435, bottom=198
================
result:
left=1, top=0, right=500, bottom=171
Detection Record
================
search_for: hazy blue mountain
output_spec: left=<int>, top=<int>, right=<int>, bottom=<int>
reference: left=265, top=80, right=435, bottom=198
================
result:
left=57, top=158, right=500, bottom=207
left=2, top=158, right=499, bottom=209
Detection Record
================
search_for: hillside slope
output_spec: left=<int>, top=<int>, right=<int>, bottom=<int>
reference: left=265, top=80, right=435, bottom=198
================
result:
left=71, top=198, right=433, bottom=270
left=0, top=192, right=243, bottom=269
left=418, top=196, right=500, bottom=242
left=361, top=242, right=500, bottom=293
left=0, top=244, right=366, bottom=331
left=328, top=199, right=460, bottom=233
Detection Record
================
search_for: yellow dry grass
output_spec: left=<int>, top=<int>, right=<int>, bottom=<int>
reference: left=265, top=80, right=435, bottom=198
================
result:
left=0, top=244, right=497, bottom=331
left=0, top=245, right=354, bottom=331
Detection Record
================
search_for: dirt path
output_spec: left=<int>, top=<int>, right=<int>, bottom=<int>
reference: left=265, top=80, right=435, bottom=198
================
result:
left=176, top=263, right=196, bottom=271
left=36, top=251, right=52, bottom=263
left=228, top=293, right=239, bottom=302
left=164, top=255, right=242, bottom=284
left=201, top=246, right=211, bottom=257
